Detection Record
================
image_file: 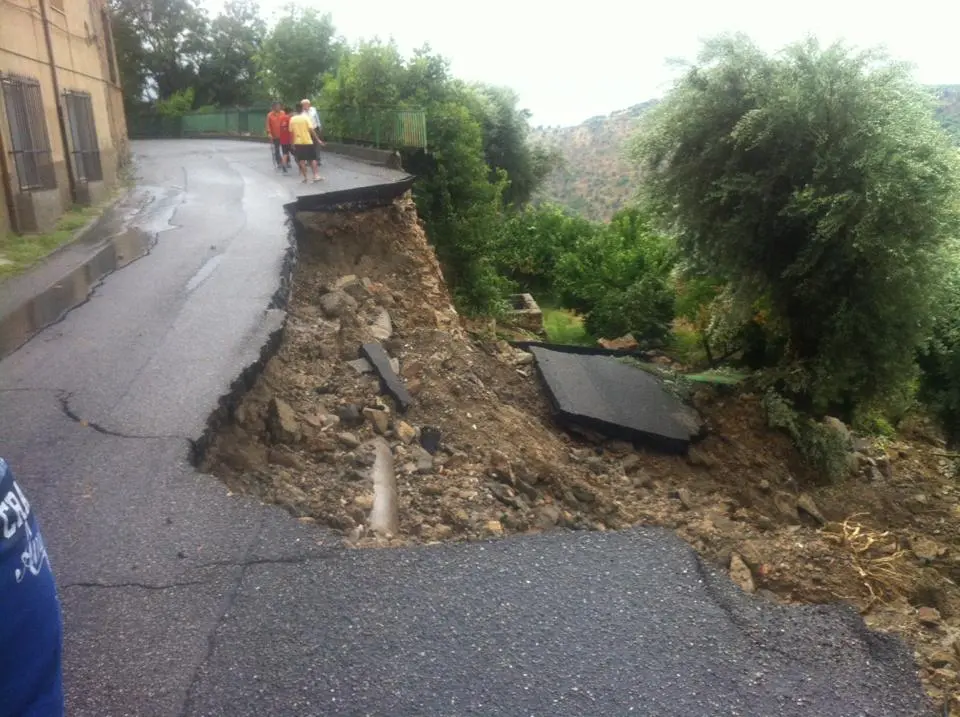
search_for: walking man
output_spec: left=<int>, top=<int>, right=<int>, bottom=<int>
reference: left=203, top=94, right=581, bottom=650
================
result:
left=289, top=103, right=324, bottom=183
left=265, top=102, right=287, bottom=172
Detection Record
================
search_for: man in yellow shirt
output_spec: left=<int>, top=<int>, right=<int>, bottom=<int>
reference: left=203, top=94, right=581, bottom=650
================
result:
left=289, top=106, right=324, bottom=183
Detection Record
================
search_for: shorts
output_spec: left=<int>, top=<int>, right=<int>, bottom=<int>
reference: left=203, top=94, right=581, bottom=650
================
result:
left=294, top=144, right=316, bottom=162
left=280, top=143, right=291, bottom=156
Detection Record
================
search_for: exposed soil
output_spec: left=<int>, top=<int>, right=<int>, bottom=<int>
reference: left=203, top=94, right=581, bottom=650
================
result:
left=202, top=195, right=960, bottom=712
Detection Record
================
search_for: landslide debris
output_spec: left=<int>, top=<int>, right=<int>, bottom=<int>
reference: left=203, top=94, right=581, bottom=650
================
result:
left=202, top=194, right=960, bottom=711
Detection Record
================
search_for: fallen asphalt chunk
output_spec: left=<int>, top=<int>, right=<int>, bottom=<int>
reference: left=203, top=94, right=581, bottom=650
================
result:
left=360, top=342, right=413, bottom=413
left=529, top=345, right=703, bottom=453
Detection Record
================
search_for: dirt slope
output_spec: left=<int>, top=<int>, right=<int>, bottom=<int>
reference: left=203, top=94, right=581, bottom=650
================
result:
left=202, top=194, right=960, bottom=712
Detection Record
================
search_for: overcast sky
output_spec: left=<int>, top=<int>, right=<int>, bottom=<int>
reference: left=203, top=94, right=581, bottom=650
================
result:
left=201, top=0, right=960, bottom=127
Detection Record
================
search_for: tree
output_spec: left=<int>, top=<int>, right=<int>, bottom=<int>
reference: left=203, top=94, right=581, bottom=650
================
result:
left=195, top=0, right=266, bottom=107
left=635, top=35, right=960, bottom=415
left=260, top=7, right=341, bottom=102
left=109, top=0, right=210, bottom=104
left=472, top=86, right=558, bottom=207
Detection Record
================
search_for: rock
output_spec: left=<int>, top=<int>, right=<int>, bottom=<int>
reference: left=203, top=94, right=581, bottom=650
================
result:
left=337, top=276, right=370, bottom=302
left=796, top=493, right=825, bottom=524
left=632, top=470, right=655, bottom=489
left=488, top=449, right=513, bottom=481
left=337, top=404, right=364, bottom=428
left=353, top=493, right=374, bottom=511
left=875, top=456, right=893, bottom=479
left=729, top=553, right=756, bottom=593
left=514, top=352, right=534, bottom=366
left=931, top=668, right=958, bottom=686
left=433, top=525, right=454, bottom=540
left=276, top=482, right=307, bottom=506
left=535, top=504, right=562, bottom=529
left=621, top=454, right=642, bottom=474
left=853, top=436, right=873, bottom=455
left=485, top=520, right=504, bottom=535
left=773, top=491, right=799, bottom=521
left=267, top=448, right=303, bottom=470
left=400, top=360, right=423, bottom=380
left=363, top=408, right=390, bottom=435
left=395, top=420, right=417, bottom=444
left=605, top=440, right=634, bottom=456
left=268, top=397, right=300, bottom=444
left=346, top=358, right=373, bottom=375
left=687, top=447, right=716, bottom=469
left=912, top=537, right=944, bottom=563
left=344, top=468, right=368, bottom=482
left=412, top=446, right=434, bottom=474
left=598, top=333, right=639, bottom=351
left=919, top=606, right=942, bottom=626
left=419, top=426, right=442, bottom=454
left=337, top=432, right=361, bottom=449
left=319, top=290, right=358, bottom=318
left=406, top=378, right=423, bottom=396
left=571, top=483, right=597, bottom=503
left=673, top=487, right=695, bottom=510
left=929, top=650, right=958, bottom=669
left=369, top=308, right=393, bottom=341
left=305, top=435, right=337, bottom=453
left=757, top=478, right=771, bottom=492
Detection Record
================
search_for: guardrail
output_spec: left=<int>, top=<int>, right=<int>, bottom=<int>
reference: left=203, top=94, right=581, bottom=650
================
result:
left=128, top=107, right=428, bottom=150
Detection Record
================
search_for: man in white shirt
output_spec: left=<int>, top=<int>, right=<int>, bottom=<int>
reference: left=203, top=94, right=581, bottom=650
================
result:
left=300, top=99, right=322, bottom=166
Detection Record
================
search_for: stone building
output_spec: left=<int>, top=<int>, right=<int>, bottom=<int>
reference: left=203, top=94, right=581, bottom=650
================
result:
left=0, top=0, right=127, bottom=234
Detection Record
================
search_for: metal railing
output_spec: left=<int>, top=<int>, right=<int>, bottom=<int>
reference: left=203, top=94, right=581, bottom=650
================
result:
left=63, top=90, right=103, bottom=183
left=128, top=106, right=428, bottom=149
left=0, top=74, right=57, bottom=191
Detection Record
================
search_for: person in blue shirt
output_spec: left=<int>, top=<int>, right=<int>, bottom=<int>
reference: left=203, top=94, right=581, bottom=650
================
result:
left=0, top=457, right=64, bottom=717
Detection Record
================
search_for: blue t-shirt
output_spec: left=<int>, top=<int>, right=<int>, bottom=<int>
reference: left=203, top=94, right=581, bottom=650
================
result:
left=0, top=458, right=64, bottom=717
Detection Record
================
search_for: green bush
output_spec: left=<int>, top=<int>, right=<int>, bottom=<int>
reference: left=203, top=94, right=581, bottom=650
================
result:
left=918, top=253, right=960, bottom=446
left=636, top=36, right=960, bottom=416
left=554, top=207, right=676, bottom=341
left=763, top=390, right=851, bottom=482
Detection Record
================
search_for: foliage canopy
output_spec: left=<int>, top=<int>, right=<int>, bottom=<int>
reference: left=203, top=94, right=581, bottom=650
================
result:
left=635, top=35, right=960, bottom=415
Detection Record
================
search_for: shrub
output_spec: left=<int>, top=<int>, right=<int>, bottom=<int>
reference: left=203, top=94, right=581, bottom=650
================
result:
left=636, top=36, right=960, bottom=416
left=763, top=390, right=851, bottom=482
left=917, top=253, right=960, bottom=446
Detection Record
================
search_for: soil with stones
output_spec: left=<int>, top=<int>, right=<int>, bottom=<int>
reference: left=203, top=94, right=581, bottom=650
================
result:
left=202, top=195, right=960, bottom=712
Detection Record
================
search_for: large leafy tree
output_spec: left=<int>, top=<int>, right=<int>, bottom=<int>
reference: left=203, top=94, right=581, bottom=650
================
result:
left=109, top=0, right=210, bottom=104
left=260, top=7, right=341, bottom=102
left=195, top=0, right=267, bottom=107
left=635, top=35, right=960, bottom=415
left=472, top=86, right=559, bottom=207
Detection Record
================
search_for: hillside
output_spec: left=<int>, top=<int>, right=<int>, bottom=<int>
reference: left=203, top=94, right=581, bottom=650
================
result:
left=535, top=87, right=960, bottom=221
left=932, top=84, right=960, bottom=143
left=530, top=101, right=655, bottom=221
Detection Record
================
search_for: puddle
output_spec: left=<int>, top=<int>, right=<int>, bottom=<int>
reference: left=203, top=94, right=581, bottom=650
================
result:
left=0, top=187, right=179, bottom=360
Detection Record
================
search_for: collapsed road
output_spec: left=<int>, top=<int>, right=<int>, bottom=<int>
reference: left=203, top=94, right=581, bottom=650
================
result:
left=0, top=139, right=933, bottom=716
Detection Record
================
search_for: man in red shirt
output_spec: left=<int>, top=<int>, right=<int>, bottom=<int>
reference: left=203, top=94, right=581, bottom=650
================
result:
left=265, top=102, right=289, bottom=173
left=277, top=107, right=293, bottom=173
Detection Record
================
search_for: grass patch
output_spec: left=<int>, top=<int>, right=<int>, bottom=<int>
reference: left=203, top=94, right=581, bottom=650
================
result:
left=542, top=307, right=593, bottom=345
left=686, top=368, right=748, bottom=385
left=0, top=203, right=103, bottom=280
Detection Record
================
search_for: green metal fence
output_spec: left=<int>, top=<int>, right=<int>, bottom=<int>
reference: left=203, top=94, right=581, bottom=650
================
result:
left=128, top=106, right=427, bottom=149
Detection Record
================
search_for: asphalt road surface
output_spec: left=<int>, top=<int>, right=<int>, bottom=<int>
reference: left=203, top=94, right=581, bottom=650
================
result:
left=0, top=140, right=932, bottom=716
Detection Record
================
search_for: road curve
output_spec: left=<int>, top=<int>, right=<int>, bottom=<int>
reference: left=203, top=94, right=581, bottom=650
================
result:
left=0, top=139, right=931, bottom=716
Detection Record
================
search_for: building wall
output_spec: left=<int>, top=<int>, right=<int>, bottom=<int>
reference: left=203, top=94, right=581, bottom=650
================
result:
left=0, top=0, right=127, bottom=234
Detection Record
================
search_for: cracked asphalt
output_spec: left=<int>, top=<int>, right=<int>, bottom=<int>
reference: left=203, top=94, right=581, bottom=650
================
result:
left=0, top=139, right=933, bottom=716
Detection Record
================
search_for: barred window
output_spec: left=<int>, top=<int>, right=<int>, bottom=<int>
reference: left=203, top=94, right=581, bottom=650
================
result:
left=63, top=91, right=103, bottom=183
left=0, top=75, right=57, bottom=191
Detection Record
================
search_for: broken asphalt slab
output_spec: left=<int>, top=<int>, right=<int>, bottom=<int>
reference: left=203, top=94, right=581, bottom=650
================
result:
left=530, top=345, right=704, bottom=453
left=0, top=139, right=934, bottom=716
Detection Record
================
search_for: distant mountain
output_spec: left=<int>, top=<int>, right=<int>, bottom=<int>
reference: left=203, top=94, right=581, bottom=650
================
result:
left=532, top=88, right=960, bottom=222
left=530, top=101, right=656, bottom=221
left=932, top=85, right=960, bottom=143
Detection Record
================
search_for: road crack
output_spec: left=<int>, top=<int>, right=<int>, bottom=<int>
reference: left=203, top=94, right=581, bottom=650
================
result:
left=61, top=579, right=207, bottom=591
left=56, top=390, right=190, bottom=441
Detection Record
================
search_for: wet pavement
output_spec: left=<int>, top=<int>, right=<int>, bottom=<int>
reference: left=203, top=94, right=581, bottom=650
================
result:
left=0, top=139, right=932, bottom=716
